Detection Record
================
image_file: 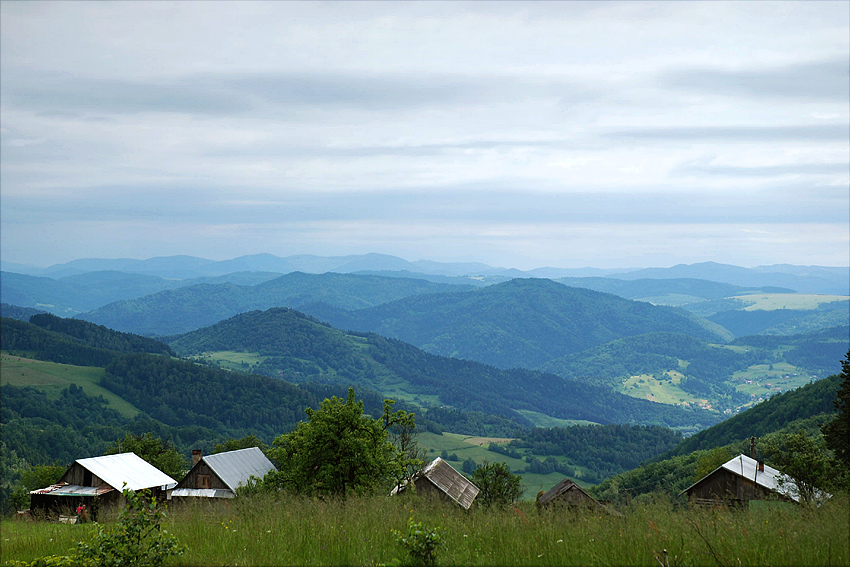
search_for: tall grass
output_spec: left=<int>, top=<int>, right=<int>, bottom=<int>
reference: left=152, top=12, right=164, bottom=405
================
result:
left=3, top=493, right=847, bottom=566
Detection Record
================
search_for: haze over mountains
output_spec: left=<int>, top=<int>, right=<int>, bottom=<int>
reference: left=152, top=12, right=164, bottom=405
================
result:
left=3, top=253, right=848, bottom=294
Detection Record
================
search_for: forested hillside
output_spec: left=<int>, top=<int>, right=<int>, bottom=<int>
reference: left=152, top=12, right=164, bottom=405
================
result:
left=168, top=307, right=721, bottom=431
left=80, top=272, right=472, bottom=335
left=308, top=278, right=731, bottom=370
left=504, top=424, right=683, bottom=483
left=703, top=301, right=849, bottom=337
left=1, top=317, right=165, bottom=368
left=554, top=277, right=784, bottom=303
left=588, top=364, right=845, bottom=502
left=663, top=372, right=843, bottom=456
left=0, top=303, right=46, bottom=321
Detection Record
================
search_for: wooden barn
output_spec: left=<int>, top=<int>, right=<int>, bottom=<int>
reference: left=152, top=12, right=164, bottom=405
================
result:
left=537, top=477, right=614, bottom=513
left=169, top=447, right=276, bottom=502
left=393, top=457, right=480, bottom=510
left=30, top=452, right=177, bottom=521
left=682, top=454, right=804, bottom=507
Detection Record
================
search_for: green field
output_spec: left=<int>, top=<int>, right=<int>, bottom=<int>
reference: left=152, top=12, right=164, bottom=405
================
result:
left=2, top=493, right=846, bottom=566
left=515, top=410, right=598, bottom=428
left=620, top=372, right=710, bottom=409
left=416, top=432, right=591, bottom=498
left=0, top=353, right=140, bottom=418
left=190, top=350, right=270, bottom=371
left=733, top=293, right=849, bottom=311
left=731, top=362, right=818, bottom=406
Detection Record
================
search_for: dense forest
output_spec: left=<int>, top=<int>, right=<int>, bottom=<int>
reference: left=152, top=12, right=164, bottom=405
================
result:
left=79, top=272, right=472, bottom=335
left=309, top=278, right=731, bottom=370
left=502, top=423, right=683, bottom=483
left=169, top=307, right=720, bottom=430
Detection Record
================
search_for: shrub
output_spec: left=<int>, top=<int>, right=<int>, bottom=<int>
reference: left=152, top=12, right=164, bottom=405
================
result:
left=392, top=517, right=446, bottom=566
left=7, top=488, right=185, bottom=567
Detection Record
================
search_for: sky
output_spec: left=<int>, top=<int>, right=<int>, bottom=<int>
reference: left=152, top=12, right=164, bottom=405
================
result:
left=1, top=1, right=848, bottom=271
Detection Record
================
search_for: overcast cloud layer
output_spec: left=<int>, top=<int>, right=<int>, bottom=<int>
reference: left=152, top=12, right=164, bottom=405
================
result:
left=2, top=1, right=848, bottom=270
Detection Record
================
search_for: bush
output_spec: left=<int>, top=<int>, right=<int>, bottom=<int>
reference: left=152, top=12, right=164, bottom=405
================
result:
left=392, top=517, right=446, bottom=566
left=471, top=461, right=524, bottom=509
left=8, top=489, right=185, bottom=567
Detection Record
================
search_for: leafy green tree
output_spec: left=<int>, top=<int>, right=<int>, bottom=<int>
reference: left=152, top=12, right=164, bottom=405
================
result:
left=9, top=463, right=68, bottom=511
left=692, top=447, right=732, bottom=482
left=265, top=388, right=405, bottom=497
left=382, top=399, right=425, bottom=488
left=471, top=460, right=524, bottom=509
left=762, top=430, right=831, bottom=504
left=106, top=433, right=187, bottom=480
left=822, top=350, right=850, bottom=469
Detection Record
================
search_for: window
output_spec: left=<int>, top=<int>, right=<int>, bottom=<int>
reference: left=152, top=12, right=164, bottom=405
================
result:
left=200, top=475, right=210, bottom=489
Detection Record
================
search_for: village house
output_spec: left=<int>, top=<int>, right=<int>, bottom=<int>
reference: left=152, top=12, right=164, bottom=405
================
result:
left=29, top=452, right=177, bottom=521
left=682, top=453, right=818, bottom=507
left=392, top=457, right=480, bottom=510
left=169, top=447, right=276, bottom=502
left=536, top=477, right=616, bottom=514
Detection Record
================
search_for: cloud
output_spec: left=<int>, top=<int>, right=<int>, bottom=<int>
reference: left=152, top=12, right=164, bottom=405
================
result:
left=2, top=67, right=593, bottom=118
left=673, top=160, right=850, bottom=178
left=604, top=124, right=850, bottom=143
left=660, top=56, right=850, bottom=101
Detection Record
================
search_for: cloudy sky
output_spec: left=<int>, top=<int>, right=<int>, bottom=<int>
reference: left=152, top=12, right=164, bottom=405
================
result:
left=2, top=1, right=848, bottom=270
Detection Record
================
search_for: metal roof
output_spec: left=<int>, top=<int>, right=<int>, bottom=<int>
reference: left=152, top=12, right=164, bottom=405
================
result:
left=198, top=447, right=276, bottom=492
left=682, top=454, right=803, bottom=502
left=419, top=457, right=480, bottom=510
left=720, top=454, right=799, bottom=501
left=74, top=452, right=177, bottom=491
left=30, top=483, right=114, bottom=497
left=170, top=488, right=235, bottom=499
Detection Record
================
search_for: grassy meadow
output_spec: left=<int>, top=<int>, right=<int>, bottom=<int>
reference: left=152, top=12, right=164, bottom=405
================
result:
left=2, top=492, right=847, bottom=566
left=733, top=294, right=849, bottom=311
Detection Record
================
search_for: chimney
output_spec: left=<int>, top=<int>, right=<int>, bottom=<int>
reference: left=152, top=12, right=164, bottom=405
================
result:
left=192, top=449, right=202, bottom=467
left=757, top=460, right=764, bottom=473
left=749, top=436, right=757, bottom=459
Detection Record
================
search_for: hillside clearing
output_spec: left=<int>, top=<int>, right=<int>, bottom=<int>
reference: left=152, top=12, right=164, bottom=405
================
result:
left=733, top=293, right=848, bottom=311
left=0, top=353, right=140, bottom=418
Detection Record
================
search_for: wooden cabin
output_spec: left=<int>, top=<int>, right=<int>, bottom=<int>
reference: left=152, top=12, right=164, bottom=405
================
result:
left=393, top=457, right=480, bottom=510
left=682, top=454, right=801, bottom=507
left=169, top=447, right=276, bottom=502
left=537, top=477, right=614, bottom=513
left=30, top=452, right=177, bottom=521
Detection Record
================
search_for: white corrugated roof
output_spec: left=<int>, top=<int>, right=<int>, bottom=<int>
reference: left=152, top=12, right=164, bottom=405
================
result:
left=201, top=447, right=276, bottom=492
left=75, top=452, right=177, bottom=491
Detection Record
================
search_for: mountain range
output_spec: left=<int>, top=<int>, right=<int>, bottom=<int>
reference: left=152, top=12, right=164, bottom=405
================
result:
left=3, top=254, right=847, bottom=293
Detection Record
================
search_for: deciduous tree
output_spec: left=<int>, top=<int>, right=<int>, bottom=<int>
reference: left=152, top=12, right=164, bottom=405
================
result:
left=471, top=460, right=524, bottom=508
left=265, top=388, right=406, bottom=497
left=106, top=433, right=187, bottom=480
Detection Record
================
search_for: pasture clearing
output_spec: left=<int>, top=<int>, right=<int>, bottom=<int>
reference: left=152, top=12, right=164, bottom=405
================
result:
left=0, top=353, right=140, bottom=418
left=733, top=293, right=848, bottom=311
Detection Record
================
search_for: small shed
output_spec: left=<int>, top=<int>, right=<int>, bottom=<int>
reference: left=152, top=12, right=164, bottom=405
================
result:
left=30, top=452, right=177, bottom=520
left=394, top=457, right=480, bottom=510
left=682, top=454, right=803, bottom=507
left=170, top=447, right=276, bottom=501
left=537, top=477, right=614, bottom=513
